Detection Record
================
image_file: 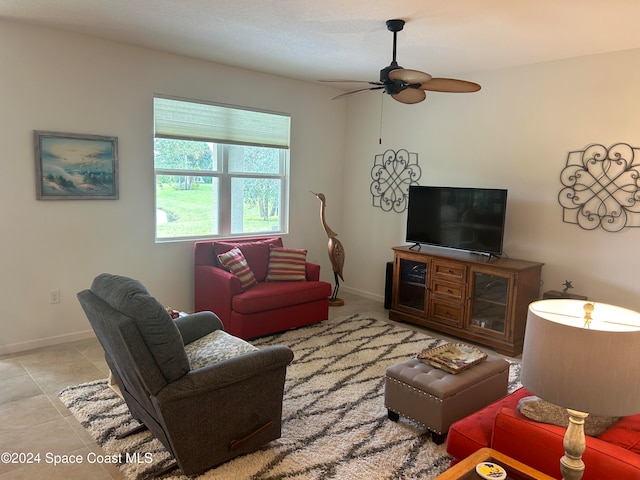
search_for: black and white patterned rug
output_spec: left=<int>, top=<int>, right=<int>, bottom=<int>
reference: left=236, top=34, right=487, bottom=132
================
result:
left=59, top=314, right=521, bottom=480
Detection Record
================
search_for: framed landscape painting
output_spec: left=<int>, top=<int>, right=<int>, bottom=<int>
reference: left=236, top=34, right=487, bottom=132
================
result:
left=34, top=131, right=119, bottom=200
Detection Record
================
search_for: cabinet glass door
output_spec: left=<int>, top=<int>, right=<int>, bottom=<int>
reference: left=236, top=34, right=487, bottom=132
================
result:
left=469, top=271, right=510, bottom=334
left=397, top=259, right=427, bottom=311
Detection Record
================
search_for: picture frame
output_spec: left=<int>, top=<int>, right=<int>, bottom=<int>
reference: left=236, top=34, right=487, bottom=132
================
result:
left=34, top=130, right=119, bottom=200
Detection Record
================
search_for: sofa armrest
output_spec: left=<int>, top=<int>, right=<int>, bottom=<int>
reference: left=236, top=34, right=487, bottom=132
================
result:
left=194, top=265, right=242, bottom=321
left=156, top=345, right=294, bottom=401
left=492, top=407, right=640, bottom=480
left=175, top=311, right=224, bottom=345
left=305, top=262, right=321, bottom=281
left=446, top=387, right=530, bottom=463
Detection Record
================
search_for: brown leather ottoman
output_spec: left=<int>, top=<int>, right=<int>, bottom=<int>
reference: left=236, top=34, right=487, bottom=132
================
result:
left=384, top=355, right=509, bottom=444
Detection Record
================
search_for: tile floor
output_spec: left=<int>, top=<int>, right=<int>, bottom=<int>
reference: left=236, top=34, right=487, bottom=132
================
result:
left=0, top=332, right=123, bottom=479
left=0, top=291, right=501, bottom=479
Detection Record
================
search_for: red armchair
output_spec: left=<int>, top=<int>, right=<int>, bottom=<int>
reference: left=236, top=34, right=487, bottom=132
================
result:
left=194, top=237, right=332, bottom=339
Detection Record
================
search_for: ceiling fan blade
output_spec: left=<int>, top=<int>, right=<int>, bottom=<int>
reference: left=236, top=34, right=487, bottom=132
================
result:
left=319, top=79, right=383, bottom=85
left=391, top=88, right=426, bottom=104
left=421, top=78, right=481, bottom=93
left=388, top=69, right=432, bottom=85
left=331, top=86, right=383, bottom=100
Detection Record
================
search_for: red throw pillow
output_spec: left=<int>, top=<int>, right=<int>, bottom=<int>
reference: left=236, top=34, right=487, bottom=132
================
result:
left=266, top=246, right=307, bottom=281
left=217, top=247, right=257, bottom=291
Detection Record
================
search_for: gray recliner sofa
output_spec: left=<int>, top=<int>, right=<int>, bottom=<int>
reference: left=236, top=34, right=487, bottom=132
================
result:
left=77, top=273, right=294, bottom=476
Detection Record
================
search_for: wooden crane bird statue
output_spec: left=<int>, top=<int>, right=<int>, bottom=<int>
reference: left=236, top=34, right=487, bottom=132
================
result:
left=311, top=192, right=345, bottom=306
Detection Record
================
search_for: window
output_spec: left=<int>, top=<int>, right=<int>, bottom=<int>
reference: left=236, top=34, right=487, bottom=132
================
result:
left=153, top=96, right=290, bottom=241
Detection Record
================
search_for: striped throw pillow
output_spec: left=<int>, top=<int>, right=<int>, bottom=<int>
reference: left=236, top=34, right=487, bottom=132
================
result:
left=217, top=247, right=257, bottom=291
left=266, top=246, right=307, bottom=281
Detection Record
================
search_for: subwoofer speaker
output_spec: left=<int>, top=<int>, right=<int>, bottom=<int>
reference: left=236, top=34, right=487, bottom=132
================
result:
left=384, top=261, right=393, bottom=309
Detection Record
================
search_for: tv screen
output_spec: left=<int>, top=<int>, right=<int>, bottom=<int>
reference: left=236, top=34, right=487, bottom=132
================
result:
left=406, top=186, right=508, bottom=256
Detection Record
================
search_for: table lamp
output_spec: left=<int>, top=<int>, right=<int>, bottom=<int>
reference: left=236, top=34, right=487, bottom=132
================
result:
left=520, top=299, right=640, bottom=480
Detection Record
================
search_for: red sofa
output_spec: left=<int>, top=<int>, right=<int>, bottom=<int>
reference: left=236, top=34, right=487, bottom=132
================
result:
left=194, top=236, right=332, bottom=339
left=446, top=387, right=640, bottom=479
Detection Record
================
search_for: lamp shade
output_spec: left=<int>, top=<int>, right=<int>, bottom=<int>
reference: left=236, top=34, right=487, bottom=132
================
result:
left=520, top=299, right=640, bottom=417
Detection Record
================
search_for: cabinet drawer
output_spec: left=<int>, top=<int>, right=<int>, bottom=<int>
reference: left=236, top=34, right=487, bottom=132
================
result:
left=430, top=280, right=465, bottom=301
left=429, top=299, right=464, bottom=327
left=432, top=260, right=467, bottom=282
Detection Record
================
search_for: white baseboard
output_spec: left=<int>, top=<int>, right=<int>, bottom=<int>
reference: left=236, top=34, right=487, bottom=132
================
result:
left=0, top=329, right=96, bottom=355
left=0, top=289, right=383, bottom=356
left=340, top=285, right=385, bottom=303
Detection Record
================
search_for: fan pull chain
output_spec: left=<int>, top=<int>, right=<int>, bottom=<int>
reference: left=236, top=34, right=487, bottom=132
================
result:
left=379, top=94, right=384, bottom=144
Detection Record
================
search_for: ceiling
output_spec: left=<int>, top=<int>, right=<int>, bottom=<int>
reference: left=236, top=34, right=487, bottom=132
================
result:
left=4, top=0, right=640, bottom=88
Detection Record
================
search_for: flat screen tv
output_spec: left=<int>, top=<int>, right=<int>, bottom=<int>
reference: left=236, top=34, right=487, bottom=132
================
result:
left=406, top=186, right=508, bottom=257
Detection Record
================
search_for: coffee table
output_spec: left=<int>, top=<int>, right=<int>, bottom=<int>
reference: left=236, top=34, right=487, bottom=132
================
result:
left=434, top=448, right=556, bottom=480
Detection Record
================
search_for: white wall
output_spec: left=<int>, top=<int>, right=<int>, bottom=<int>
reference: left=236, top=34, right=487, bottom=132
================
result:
left=0, top=20, right=346, bottom=353
left=4, top=18, right=640, bottom=354
left=340, top=48, right=640, bottom=311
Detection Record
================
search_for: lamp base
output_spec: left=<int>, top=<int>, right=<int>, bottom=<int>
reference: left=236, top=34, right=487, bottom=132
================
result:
left=561, top=409, right=589, bottom=480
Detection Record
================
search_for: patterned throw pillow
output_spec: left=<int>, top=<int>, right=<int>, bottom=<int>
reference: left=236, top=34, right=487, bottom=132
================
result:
left=185, top=330, right=258, bottom=370
left=266, top=246, right=307, bottom=281
left=217, top=247, right=257, bottom=291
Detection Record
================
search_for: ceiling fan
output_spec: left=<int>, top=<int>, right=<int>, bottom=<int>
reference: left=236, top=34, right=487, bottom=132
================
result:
left=322, top=19, right=481, bottom=104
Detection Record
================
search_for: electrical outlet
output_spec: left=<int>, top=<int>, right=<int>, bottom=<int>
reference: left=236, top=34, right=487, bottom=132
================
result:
left=49, top=289, right=60, bottom=304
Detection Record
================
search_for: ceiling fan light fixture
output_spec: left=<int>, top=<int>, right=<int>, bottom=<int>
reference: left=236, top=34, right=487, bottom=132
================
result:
left=392, top=88, right=426, bottom=104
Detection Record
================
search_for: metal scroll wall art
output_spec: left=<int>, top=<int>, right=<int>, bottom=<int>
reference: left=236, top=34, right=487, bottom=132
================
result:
left=559, top=143, right=640, bottom=232
left=370, top=149, right=421, bottom=212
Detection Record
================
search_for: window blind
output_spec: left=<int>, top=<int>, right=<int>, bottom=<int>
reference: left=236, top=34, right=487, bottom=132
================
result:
left=154, top=96, right=290, bottom=149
